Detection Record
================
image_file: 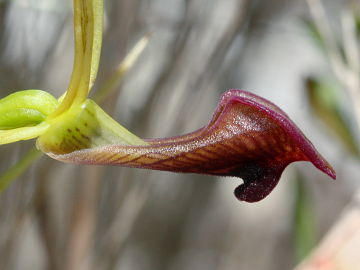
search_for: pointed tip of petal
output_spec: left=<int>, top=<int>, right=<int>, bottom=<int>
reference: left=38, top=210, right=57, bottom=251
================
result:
left=321, top=164, right=336, bottom=180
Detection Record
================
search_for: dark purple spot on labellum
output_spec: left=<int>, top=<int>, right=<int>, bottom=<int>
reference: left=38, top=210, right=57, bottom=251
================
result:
left=43, top=90, right=336, bottom=203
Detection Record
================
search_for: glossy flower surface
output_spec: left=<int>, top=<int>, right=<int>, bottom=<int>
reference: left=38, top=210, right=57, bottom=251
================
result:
left=40, top=89, right=335, bottom=202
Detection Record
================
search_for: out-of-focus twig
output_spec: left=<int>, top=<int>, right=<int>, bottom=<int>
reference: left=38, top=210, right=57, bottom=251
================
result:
left=340, top=8, right=360, bottom=134
left=92, top=34, right=150, bottom=103
left=34, top=158, right=62, bottom=270
left=341, top=9, right=360, bottom=75
left=95, top=176, right=152, bottom=270
left=306, top=0, right=360, bottom=133
left=295, top=190, right=360, bottom=270
left=175, top=0, right=249, bottom=132
left=299, top=2, right=360, bottom=269
left=66, top=166, right=102, bottom=270
left=306, top=0, right=346, bottom=79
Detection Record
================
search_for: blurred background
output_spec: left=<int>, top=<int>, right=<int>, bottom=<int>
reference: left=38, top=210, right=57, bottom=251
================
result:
left=0, top=0, right=359, bottom=269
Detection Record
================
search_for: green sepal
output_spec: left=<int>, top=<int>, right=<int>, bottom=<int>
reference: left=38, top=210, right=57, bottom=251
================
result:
left=0, top=122, right=50, bottom=145
left=0, top=90, right=58, bottom=129
left=37, top=99, right=147, bottom=155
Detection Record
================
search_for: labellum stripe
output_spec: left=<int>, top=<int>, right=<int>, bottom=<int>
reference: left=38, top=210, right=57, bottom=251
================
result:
left=39, top=90, right=336, bottom=202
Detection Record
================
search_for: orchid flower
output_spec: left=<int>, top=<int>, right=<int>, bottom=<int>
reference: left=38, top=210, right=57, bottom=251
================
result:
left=0, top=0, right=335, bottom=202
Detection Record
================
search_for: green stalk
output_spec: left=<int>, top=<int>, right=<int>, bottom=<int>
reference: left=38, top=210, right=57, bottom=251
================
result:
left=294, top=171, right=316, bottom=262
left=0, top=148, right=43, bottom=192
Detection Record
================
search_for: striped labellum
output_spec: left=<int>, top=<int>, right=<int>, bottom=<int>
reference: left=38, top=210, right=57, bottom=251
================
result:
left=37, top=90, right=336, bottom=202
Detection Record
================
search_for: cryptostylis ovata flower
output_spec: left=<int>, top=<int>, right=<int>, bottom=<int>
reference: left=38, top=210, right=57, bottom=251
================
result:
left=0, top=0, right=335, bottom=202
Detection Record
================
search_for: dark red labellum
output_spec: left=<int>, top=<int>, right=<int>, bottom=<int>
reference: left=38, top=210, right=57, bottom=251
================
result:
left=45, top=90, right=336, bottom=202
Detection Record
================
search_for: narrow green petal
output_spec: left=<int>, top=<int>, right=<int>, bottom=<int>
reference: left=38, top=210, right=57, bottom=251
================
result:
left=0, top=122, right=50, bottom=145
left=72, top=0, right=95, bottom=105
left=51, top=0, right=86, bottom=117
left=37, top=99, right=147, bottom=155
left=51, top=0, right=103, bottom=117
left=89, top=0, right=103, bottom=89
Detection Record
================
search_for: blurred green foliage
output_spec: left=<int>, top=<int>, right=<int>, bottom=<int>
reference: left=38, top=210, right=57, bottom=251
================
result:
left=306, top=77, right=360, bottom=157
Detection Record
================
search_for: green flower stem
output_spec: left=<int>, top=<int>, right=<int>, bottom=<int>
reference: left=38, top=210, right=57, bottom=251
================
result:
left=0, top=148, right=43, bottom=192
